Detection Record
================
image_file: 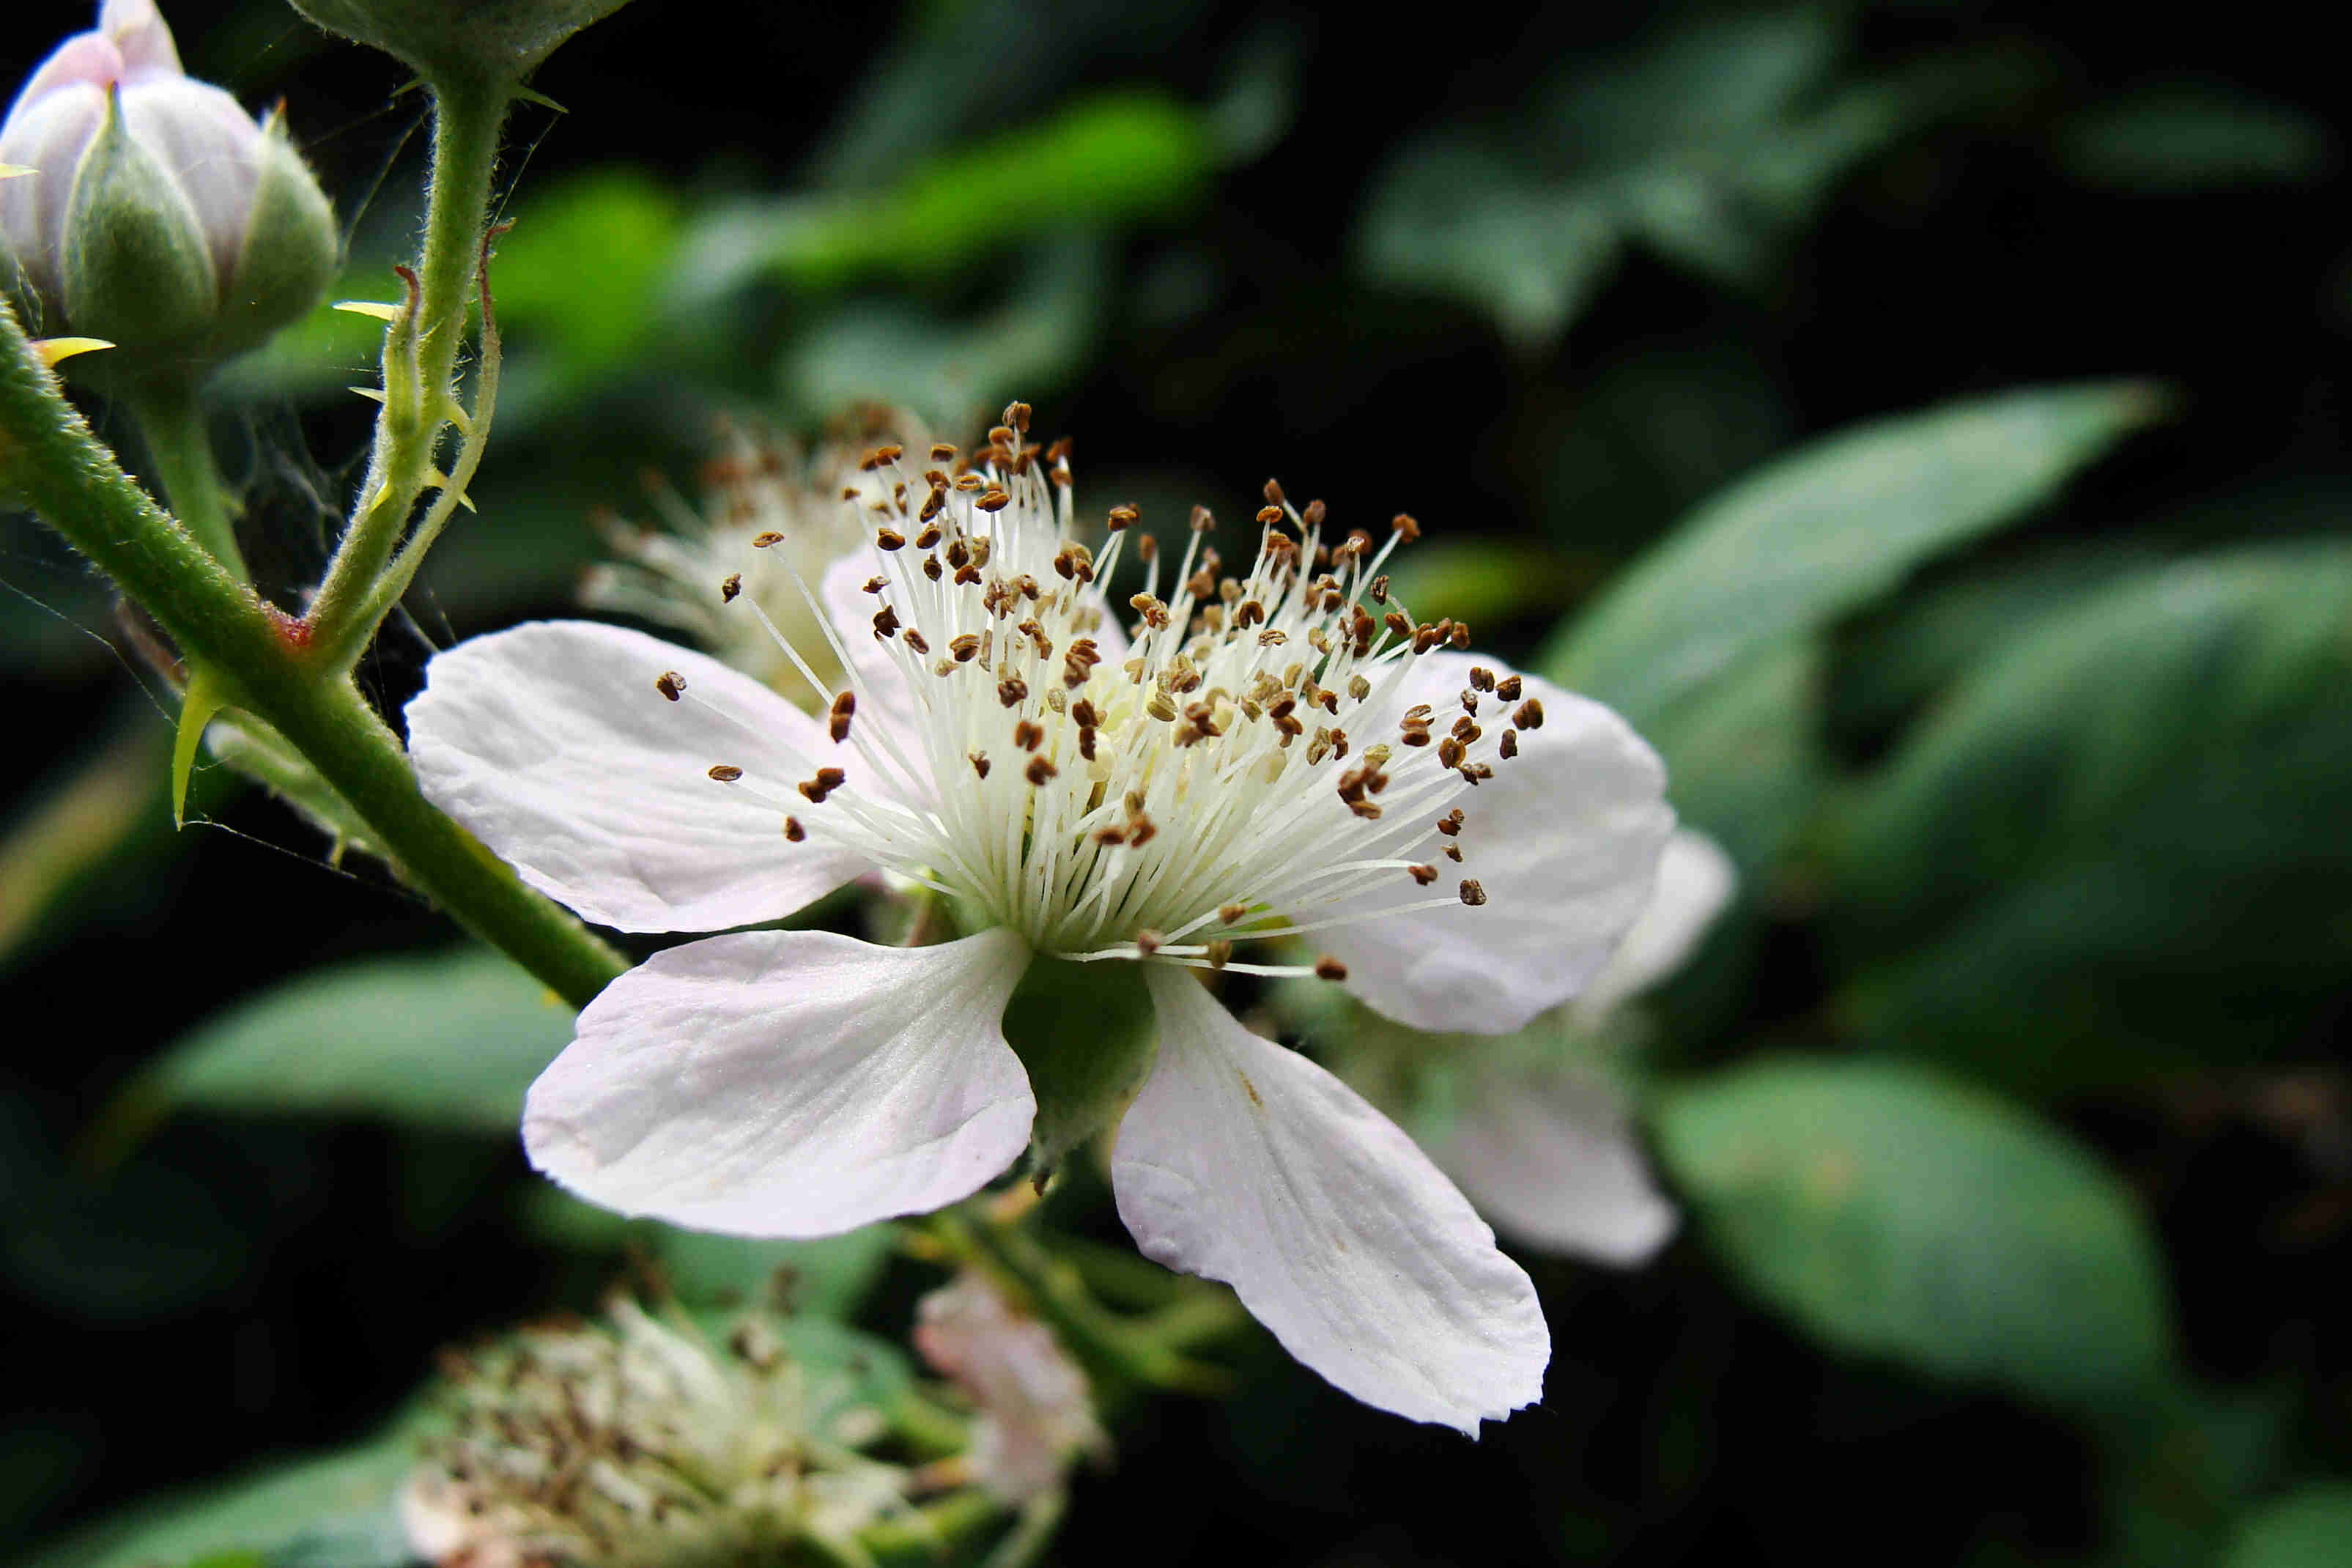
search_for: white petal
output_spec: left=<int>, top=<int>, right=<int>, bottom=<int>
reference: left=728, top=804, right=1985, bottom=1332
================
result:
left=1320, top=654, right=1675, bottom=1035
left=1572, top=829, right=1738, bottom=1018
left=407, top=620, right=870, bottom=932
left=1113, top=966, right=1548, bottom=1432
left=525, top=928, right=1036, bottom=1236
left=1430, top=1052, right=1677, bottom=1265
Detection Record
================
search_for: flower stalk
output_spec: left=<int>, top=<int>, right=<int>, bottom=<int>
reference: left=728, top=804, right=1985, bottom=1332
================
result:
left=0, top=303, right=624, bottom=1009
left=123, top=375, right=245, bottom=578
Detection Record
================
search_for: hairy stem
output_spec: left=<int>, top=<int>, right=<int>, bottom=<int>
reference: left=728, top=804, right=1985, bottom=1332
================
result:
left=1, top=305, right=625, bottom=1009
left=125, top=377, right=247, bottom=581
left=307, top=76, right=509, bottom=659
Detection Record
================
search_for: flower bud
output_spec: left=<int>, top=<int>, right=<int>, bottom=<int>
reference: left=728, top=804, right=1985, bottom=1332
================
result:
left=0, top=1, right=336, bottom=380
left=284, top=0, right=630, bottom=90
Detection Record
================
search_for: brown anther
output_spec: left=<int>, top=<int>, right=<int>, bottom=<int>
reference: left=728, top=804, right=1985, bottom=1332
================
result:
left=1206, top=939, right=1233, bottom=970
left=1412, top=624, right=1441, bottom=655
left=1138, top=535, right=1159, bottom=563
left=1385, top=610, right=1413, bottom=638
left=1437, top=736, right=1465, bottom=769
left=1302, top=498, right=1327, bottom=528
left=1459, top=879, right=1487, bottom=906
left=1450, top=621, right=1471, bottom=648
left=1257, top=627, right=1288, bottom=646
left=784, top=816, right=806, bottom=841
left=923, top=555, right=944, bottom=580
left=859, top=444, right=903, bottom=471
left=1107, top=504, right=1139, bottom=531
left=1451, top=716, right=1480, bottom=741
left=1468, top=666, right=1495, bottom=692
left=1500, top=729, right=1519, bottom=758
left=872, top=605, right=901, bottom=640
left=969, top=752, right=991, bottom=779
left=950, top=633, right=981, bottom=662
left=988, top=425, right=1016, bottom=447
left=708, top=764, right=744, bottom=782
left=1514, top=698, right=1545, bottom=730
left=798, top=766, right=847, bottom=803
left=1443, top=843, right=1464, bottom=862
left=1006, top=401, right=1032, bottom=433
left=955, top=473, right=985, bottom=492
left=1495, top=674, right=1523, bottom=701
left=1408, top=863, right=1439, bottom=886
left=1025, top=755, right=1058, bottom=785
left=1091, top=825, right=1127, bottom=846
left=975, top=488, right=1011, bottom=513
left=1218, top=902, right=1249, bottom=925
left=914, top=522, right=943, bottom=549
left=1135, top=929, right=1164, bottom=956
left=1189, top=505, right=1216, bottom=533
left=1126, top=815, right=1158, bottom=848
left=930, top=443, right=958, bottom=462
left=1013, top=719, right=1043, bottom=750
left=1369, top=574, right=1391, bottom=604
left=654, top=670, right=686, bottom=702
left=1255, top=505, right=1284, bottom=527
left=1348, top=799, right=1383, bottom=819
left=998, top=676, right=1029, bottom=709
left=903, top=628, right=929, bottom=654
left=752, top=531, right=785, bottom=548
left=1391, top=512, right=1421, bottom=541
left=864, top=575, right=887, bottom=593
left=1079, top=725, right=1098, bottom=760
left=826, top=690, right=856, bottom=742
left=720, top=573, right=742, bottom=603
left=955, top=562, right=983, bottom=585
left=1314, top=955, right=1349, bottom=981
left=1436, top=809, right=1464, bottom=836
left=1070, top=698, right=1100, bottom=728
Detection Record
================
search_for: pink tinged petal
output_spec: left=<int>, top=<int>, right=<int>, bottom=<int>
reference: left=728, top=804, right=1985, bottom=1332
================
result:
left=406, top=620, right=869, bottom=932
left=1114, top=966, right=1549, bottom=1433
left=1319, top=653, right=1676, bottom=1035
left=1573, top=828, right=1737, bottom=1019
left=11, top=36, right=127, bottom=113
left=525, top=928, right=1037, bottom=1237
left=1430, top=1060, right=1677, bottom=1266
left=100, top=0, right=185, bottom=81
left=119, top=77, right=262, bottom=279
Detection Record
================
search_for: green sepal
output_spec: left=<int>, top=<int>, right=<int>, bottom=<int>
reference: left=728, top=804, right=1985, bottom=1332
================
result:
left=62, top=90, right=217, bottom=363
left=216, top=110, right=339, bottom=360
left=999, top=955, right=1158, bottom=1177
left=285, top=0, right=632, bottom=91
left=171, top=662, right=232, bottom=828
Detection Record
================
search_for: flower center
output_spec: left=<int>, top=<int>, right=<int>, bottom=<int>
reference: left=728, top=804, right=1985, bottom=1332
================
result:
left=709, top=404, right=1534, bottom=977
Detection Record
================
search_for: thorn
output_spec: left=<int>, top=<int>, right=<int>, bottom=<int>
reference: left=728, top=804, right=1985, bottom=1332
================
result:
left=32, top=337, right=111, bottom=367
left=347, top=385, right=386, bottom=404
left=332, top=300, right=402, bottom=322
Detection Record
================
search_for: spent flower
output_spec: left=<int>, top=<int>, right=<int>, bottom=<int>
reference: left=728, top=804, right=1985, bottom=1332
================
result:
left=0, top=0, right=336, bottom=380
left=914, top=1271, right=1107, bottom=1504
left=407, top=404, right=1675, bottom=1431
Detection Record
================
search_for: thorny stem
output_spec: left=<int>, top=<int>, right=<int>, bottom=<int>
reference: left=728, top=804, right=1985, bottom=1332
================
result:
left=306, top=75, right=509, bottom=661
left=125, top=377, right=247, bottom=581
left=0, top=303, right=626, bottom=1010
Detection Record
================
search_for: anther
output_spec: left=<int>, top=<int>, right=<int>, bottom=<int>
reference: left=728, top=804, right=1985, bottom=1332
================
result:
left=1514, top=698, right=1545, bottom=729
left=1256, top=505, right=1285, bottom=526
left=1443, top=843, right=1464, bottom=862
left=872, top=605, right=900, bottom=640
left=829, top=691, right=856, bottom=743
left=864, top=575, right=887, bottom=593
left=1013, top=720, right=1043, bottom=750
left=1218, top=902, right=1249, bottom=925
left=752, top=531, right=784, bottom=548
left=1303, top=498, right=1327, bottom=527
left=1314, top=955, right=1349, bottom=981
left=930, top=443, right=958, bottom=462
left=1136, top=930, right=1164, bottom=956
left=1391, top=513, right=1421, bottom=541
left=720, top=573, right=742, bottom=603
left=914, top=522, right=943, bottom=549
left=976, top=488, right=1011, bottom=513
left=1459, top=879, right=1487, bottom=906
left=1025, top=755, right=1058, bottom=785
left=950, top=634, right=981, bottom=662
left=1408, top=864, right=1438, bottom=885
left=784, top=817, right=806, bottom=841
left=1190, top=505, right=1216, bottom=533
left=1500, top=729, right=1519, bottom=758
left=998, top=676, right=1029, bottom=709
left=798, top=767, right=847, bottom=803
left=969, top=752, right=990, bottom=779
left=1495, top=674, right=1523, bottom=701
left=707, top=764, right=743, bottom=782
left=1206, top=939, right=1233, bottom=969
left=1107, top=504, right=1139, bottom=531
left=654, top=671, right=686, bottom=702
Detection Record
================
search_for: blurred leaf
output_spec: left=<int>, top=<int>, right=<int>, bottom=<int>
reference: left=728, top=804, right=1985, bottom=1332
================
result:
left=490, top=167, right=684, bottom=381
left=1831, top=547, right=2159, bottom=736
left=678, top=91, right=1214, bottom=305
left=147, top=949, right=570, bottom=1133
left=1636, top=635, right=1822, bottom=876
left=522, top=1187, right=898, bottom=1320
left=2100, top=1383, right=2293, bottom=1568
left=17, top=1427, right=418, bottom=1568
left=1542, top=382, right=2166, bottom=726
left=1654, top=1056, right=2174, bottom=1408
left=2225, top=1484, right=2352, bottom=1568
left=1357, top=12, right=1939, bottom=347
left=1835, top=543, right=2352, bottom=1096
left=2060, top=83, right=2335, bottom=194
left=778, top=235, right=1108, bottom=430
left=0, top=727, right=169, bottom=968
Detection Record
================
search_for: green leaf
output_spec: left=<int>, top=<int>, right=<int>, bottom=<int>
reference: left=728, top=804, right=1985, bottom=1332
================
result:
left=2225, top=1485, right=2352, bottom=1568
left=2060, top=83, right=2335, bottom=194
left=1542, top=382, right=2167, bottom=726
left=1654, top=1056, right=2174, bottom=1407
left=18, top=1428, right=420, bottom=1568
left=147, top=948, right=572, bottom=1133
left=1634, top=635, right=1822, bottom=876
left=1834, top=543, right=2352, bottom=1097
left=677, top=90, right=1214, bottom=303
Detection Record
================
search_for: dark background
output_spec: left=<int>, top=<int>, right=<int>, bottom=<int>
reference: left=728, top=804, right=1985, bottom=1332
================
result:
left=5, top=1, right=2348, bottom=1562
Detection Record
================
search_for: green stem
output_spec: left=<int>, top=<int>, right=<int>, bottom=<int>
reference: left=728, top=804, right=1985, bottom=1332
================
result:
left=125, top=379, right=247, bottom=582
left=0, top=306, right=625, bottom=1010
left=307, top=75, right=509, bottom=660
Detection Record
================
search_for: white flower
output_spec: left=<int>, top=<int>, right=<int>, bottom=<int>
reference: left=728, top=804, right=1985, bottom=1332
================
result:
left=580, top=413, right=914, bottom=709
left=914, top=1271, right=1106, bottom=1504
left=1416, top=829, right=1736, bottom=1264
left=406, top=408, right=1674, bottom=1432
